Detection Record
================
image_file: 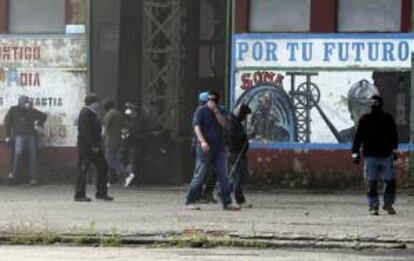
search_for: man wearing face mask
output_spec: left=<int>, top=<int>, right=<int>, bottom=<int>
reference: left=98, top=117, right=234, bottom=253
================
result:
left=120, top=102, right=142, bottom=187
left=75, top=93, right=113, bottom=202
left=4, top=95, right=47, bottom=185
left=352, top=95, right=398, bottom=215
left=185, top=90, right=240, bottom=211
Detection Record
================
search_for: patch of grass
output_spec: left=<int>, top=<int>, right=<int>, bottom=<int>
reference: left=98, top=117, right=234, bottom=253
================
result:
left=73, top=220, right=97, bottom=245
left=6, top=220, right=58, bottom=245
left=158, top=229, right=272, bottom=249
left=100, top=227, right=121, bottom=247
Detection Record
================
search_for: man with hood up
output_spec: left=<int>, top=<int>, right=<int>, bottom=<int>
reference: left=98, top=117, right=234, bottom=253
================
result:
left=4, top=95, right=47, bottom=185
left=75, top=93, right=113, bottom=202
left=120, top=102, right=143, bottom=187
left=352, top=95, right=398, bottom=215
left=227, top=104, right=254, bottom=206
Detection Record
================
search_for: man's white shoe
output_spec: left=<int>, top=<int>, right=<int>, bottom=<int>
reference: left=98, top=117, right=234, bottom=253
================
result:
left=185, top=204, right=201, bottom=210
left=224, top=204, right=241, bottom=211
left=124, top=173, right=135, bottom=187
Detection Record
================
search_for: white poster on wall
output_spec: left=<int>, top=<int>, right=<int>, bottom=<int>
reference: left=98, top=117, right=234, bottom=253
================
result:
left=0, top=36, right=87, bottom=147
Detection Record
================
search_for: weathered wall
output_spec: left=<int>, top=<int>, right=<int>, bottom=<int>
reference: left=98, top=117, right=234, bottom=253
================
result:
left=231, top=33, right=413, bottom=189
left=246, top=149, right=409, bottom=189
left=0, top=35, right=87, bottom=181
left=0, top=36, right=88, bottom=146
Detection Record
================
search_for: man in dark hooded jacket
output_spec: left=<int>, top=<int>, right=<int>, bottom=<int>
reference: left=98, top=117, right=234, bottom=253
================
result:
left=4, top=95, right=47, bottom=185
left=227, top=104, right=253, bottom=206
left=352, top=95, right=398, bottom=215
left=75, top=93, right=113, bottom=202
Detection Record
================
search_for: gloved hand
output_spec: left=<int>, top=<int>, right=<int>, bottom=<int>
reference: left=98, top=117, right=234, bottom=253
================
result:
left=4, top=137, right=11, bottom=144
left=352, top=153, right=360, bottom=165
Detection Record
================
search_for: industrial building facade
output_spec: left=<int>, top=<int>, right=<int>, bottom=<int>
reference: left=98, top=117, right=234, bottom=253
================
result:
left=0, top=0, right=413, bottom=188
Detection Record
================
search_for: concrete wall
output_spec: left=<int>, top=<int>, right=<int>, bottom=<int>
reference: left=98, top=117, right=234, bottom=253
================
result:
left=90, top=0, right=120, bottom=100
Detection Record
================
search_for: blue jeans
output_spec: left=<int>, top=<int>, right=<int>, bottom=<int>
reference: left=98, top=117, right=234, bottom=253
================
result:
left=105, top=144, right=127, bottom=174
left=186, top=146, right=232, bottom=208
left=229, top=153, right=248, bottom=204
left=364, top=156, right=396, bottom=209
left=13, top=135, right=37, bottom=180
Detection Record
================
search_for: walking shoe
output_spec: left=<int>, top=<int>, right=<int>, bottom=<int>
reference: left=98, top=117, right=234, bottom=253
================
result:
left=224, top=204, right=241, bottom=211
left=369, top=207, right=379, bottom=215
left=383, top=204, right=396, bottom=215
left=74, top=196, right=92, bottom=202
left=124, top=173, right=136, bottom=187
left=185, top=204, right=201, bottom=210
left=96, top=195, right=114, bottom=201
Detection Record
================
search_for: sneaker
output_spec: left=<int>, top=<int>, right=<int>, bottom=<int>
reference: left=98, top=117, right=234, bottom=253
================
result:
left=29, top=179, right=38, bottom=186
left=369, top=207, right=379, bottom=216
left=383, top=205, right=396, bottom=215
left=224, top=204, right=241, bottom=211
left=96, top=195, right=114, bottom=201
left=124, top=173, right=136, bottom=187
left=185, top=204, right=201, bottom=210
left=74, top=196, right=92, bottom=202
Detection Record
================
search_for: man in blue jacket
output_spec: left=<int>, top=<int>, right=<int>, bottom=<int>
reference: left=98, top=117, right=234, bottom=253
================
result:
left=186, top=90, right=240, bottom=211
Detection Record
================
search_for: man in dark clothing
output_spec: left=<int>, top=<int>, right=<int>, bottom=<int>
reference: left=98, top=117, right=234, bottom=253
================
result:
left=352, top=95, right=398, bottom=215
left=227, top=104, right=253, bottom=206
left=4, top=95, right=47, bottom=185
left=120, top=102, right=143, bottom=187
left=103, top=99, right=127, bottom=185
left=75, top=93, right=113, bottom=202
left=185, top=90, right=240, bottom=211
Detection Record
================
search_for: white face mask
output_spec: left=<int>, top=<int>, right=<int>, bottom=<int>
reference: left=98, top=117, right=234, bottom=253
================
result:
left=125, top=108, right=132, bottom=115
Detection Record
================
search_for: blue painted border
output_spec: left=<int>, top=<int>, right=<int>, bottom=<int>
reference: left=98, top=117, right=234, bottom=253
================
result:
left=234, top=33, right=414, bottom=40
left=230, top=33, right=414, bottom=151
left=249, top=143, right=411, bottom=151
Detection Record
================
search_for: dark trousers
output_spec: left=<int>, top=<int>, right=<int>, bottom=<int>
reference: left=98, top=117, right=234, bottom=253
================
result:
left=229, top=153, right=248, bottom=204
left=75, top=145, right=108, bottom=198
left=200, top=168, right=217, bottom=199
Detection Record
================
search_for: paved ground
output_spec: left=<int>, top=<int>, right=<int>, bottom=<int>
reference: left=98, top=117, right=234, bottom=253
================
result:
left=0, top=246, right=414, bottom=261
left=0, top=185, right=413, bottom=246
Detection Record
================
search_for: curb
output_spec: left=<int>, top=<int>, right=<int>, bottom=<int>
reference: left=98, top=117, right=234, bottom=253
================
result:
left=0, top=232, right=413, bottom=250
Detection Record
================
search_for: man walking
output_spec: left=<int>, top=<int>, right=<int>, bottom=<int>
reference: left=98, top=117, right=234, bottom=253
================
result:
left=227, top=104, right=253, bottom=206
left=103, top=99, right=126, bottom=185
left=120, top=102, right=142, bottom=187
left=352, top=95, right=398, bottom=215
left=75, top=93, right=113, bottom=202
left=4, top=95, right=47, bottom=185
left=185, top=90, right=240, bottom=211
